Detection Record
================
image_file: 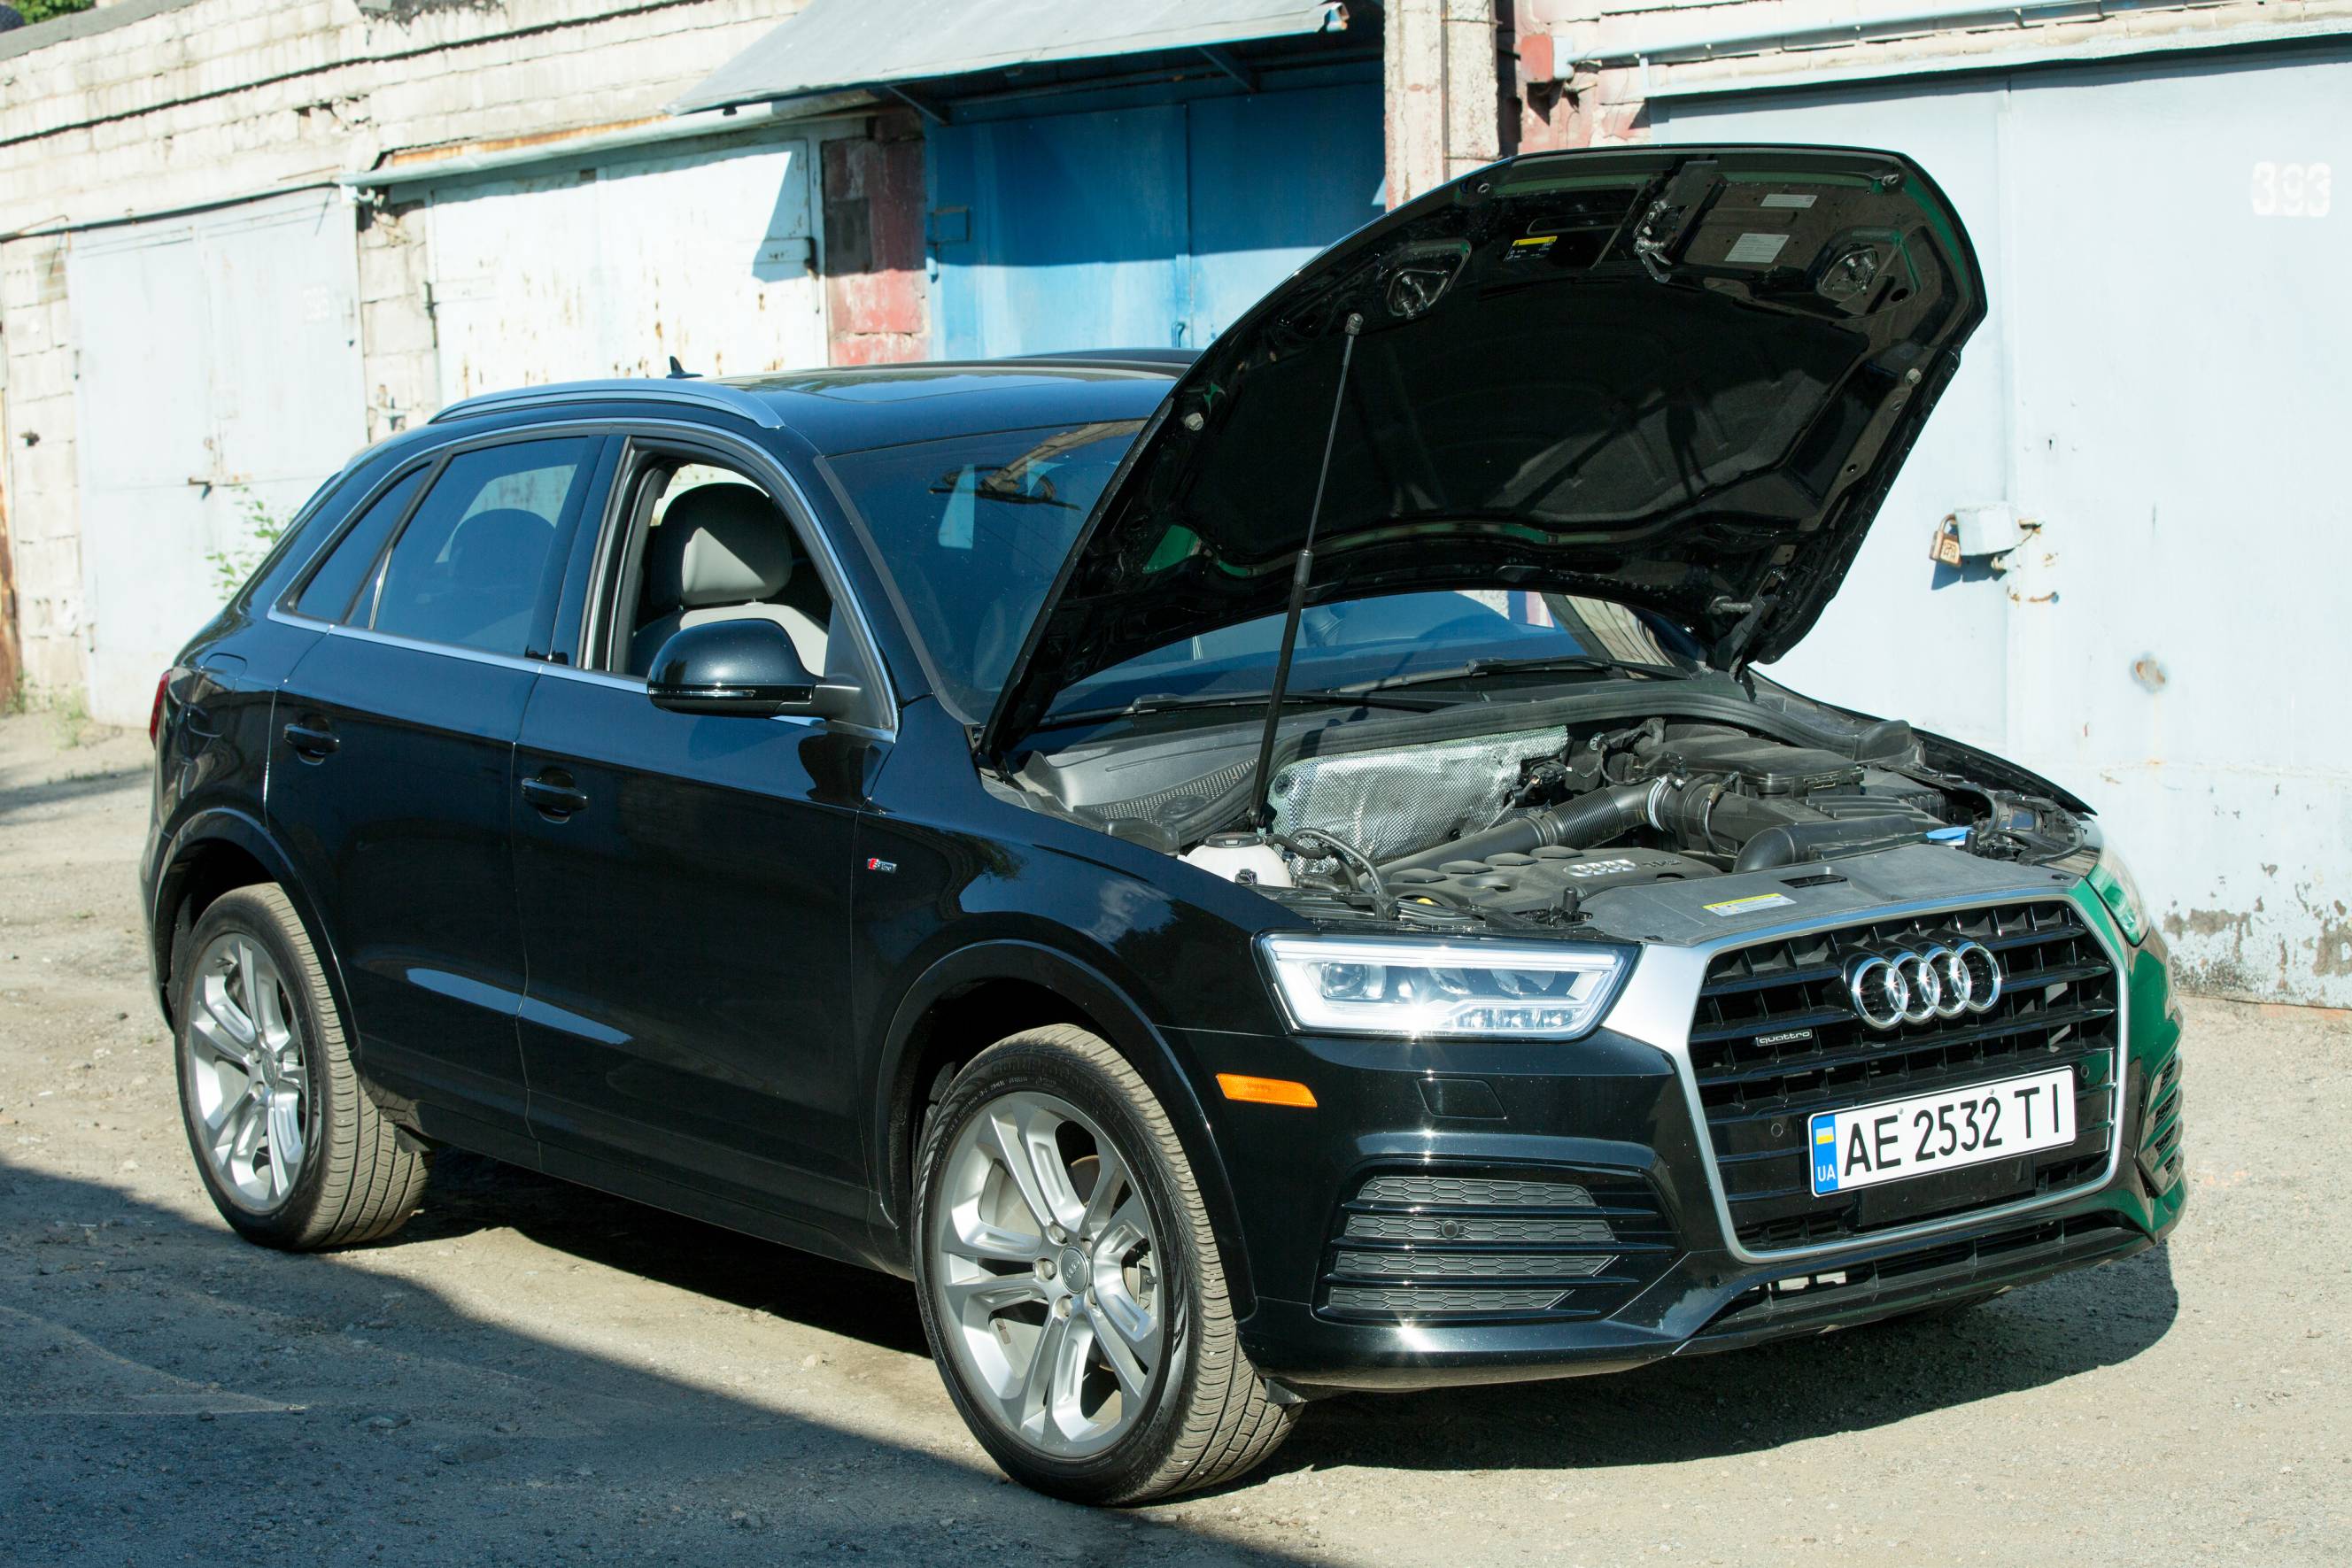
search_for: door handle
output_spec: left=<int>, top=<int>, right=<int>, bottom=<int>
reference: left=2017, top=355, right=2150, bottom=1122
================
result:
left=521, top=773, right=590, bottom=820
left=282, top=720, right=338, bottom=760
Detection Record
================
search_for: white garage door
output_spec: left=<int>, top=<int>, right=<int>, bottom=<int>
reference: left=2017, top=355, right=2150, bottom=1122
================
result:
left=426, top=135, right=828, bottom=404
left=68, top=190, right=365, bottom=725
left=1655, top=49, right=2352, bottom=1004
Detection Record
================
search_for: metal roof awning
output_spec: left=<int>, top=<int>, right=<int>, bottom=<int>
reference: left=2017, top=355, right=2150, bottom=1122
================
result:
left=669, top=0, right=1351, bottom=117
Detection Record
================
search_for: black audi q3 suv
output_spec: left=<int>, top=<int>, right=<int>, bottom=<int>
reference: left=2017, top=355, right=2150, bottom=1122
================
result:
left=143, top=146, right=2184, bottom=1502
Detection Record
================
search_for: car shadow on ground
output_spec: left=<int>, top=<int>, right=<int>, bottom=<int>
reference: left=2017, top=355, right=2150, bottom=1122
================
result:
left=394, top=1150, right=932, bottom=1358
left=390, top=1152, right=2179, bottom=1488
left=0, top=1157, right=1311, bottom=1565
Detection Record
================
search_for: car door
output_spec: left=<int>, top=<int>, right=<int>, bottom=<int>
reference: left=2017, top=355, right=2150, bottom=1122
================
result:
left=510, top=436, right=893, bottom=1223
left=267, top=430, right=616, bottom=1155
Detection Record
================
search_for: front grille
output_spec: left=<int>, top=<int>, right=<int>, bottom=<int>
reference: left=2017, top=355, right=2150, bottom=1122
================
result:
left=1690, top=900, right=2121, bottom=1249
left=1318, top=1166, right=1675, bottom=1323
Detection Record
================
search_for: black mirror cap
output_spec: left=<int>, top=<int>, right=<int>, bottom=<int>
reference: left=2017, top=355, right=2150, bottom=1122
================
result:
left=645, top=619, right=860, bottom=720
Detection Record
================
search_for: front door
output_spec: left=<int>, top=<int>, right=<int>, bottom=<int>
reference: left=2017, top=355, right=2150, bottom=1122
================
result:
left=510, top=444, right=883, bottom=1220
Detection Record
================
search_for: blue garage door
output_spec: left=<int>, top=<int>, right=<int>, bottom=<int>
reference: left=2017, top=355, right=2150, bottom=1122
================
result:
left=927, top=81, right=1383, bottom=358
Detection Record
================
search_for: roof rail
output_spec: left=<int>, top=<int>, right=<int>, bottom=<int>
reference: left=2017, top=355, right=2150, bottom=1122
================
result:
left=429, top=379, right=784, bottom=429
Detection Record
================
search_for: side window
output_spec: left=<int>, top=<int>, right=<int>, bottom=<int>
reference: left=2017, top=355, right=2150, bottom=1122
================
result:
left=371, top=437, right=598, bottom=656
left=291, top=464, right=427, bottom=622
left=610, top=457, right=832, bottom=680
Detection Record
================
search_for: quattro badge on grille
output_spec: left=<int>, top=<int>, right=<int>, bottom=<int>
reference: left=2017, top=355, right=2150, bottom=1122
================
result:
left=1844, top=940, right=2002, bottom=1031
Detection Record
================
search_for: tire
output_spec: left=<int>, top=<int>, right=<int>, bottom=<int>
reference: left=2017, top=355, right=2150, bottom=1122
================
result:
left=173, top=884, right=429, bottom=1249
left=911, top=1025, right=1298, bottom=1504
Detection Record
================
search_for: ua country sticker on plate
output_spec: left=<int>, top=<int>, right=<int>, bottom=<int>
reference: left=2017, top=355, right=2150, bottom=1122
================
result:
left=1702, top=892, right=1796, bottom=917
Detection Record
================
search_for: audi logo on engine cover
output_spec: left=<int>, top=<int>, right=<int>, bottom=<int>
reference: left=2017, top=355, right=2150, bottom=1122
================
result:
left=1843, top=940, right=2002, bottom=1031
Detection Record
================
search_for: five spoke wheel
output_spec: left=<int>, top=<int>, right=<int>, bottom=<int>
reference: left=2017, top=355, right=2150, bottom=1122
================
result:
left=932, top=1090, right=1164, bottom=1458
left=182, top=932, right=309, bottom=1210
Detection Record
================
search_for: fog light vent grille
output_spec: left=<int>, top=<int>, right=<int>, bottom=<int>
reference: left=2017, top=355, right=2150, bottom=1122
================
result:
left=1342, top=1213, right=1613, bottom=1244
left=1357, top=1175, right=1595, bottom=1208
left=1316, top=1165, right=1675, bottom=1325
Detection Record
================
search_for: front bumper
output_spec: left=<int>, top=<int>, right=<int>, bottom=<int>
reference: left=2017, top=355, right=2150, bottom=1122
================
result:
left=1186, top=884, right=2187, bottom=1395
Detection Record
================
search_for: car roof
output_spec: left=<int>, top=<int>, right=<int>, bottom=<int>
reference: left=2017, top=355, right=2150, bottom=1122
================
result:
left=429, top=353, right=1189, bottom=456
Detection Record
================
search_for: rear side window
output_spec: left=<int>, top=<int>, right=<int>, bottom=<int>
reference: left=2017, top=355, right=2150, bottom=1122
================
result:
left=370, top=438, right=598, bottom=655
left=292, top=465, right=427, bottom=621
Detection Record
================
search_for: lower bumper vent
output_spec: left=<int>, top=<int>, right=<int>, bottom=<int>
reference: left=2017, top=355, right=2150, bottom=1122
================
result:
left=1692, top=1212, right=2147, bottom=1349
left=1319, top=1166, right=1675, bottom=1324
left=2137, top=1052, right=2186, bottom=1194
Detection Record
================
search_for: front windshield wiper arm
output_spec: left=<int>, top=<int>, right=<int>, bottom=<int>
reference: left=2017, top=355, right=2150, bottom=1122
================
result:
left=1338, top=653, right=1684, bottom=693
left=1046, top=686, right=1458, bottom=728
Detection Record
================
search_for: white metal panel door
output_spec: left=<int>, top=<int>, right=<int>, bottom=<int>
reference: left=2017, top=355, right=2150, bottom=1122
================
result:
left=1997, top=55, right=2352, bottom=1001
left=68, top=190, right=364, bottom=725
left=428, top=136, right=826, bottom=403
left=1657, top=50, right=2352, bottom=1002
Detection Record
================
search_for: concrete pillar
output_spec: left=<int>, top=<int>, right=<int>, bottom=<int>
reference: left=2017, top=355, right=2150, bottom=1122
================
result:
left=1384, top=0, right=1505, bottom=209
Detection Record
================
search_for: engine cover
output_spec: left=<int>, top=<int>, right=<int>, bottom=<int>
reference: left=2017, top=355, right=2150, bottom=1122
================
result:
left=1389, top=844, right=1715, bottom=915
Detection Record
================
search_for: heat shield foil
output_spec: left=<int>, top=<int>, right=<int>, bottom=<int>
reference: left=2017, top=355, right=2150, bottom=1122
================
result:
left=1268, top=727, right=1567, bottom=865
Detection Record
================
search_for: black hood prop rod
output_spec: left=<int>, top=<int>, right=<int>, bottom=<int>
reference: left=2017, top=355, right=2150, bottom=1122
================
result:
left=1246, top=311, right=1363, bottom=839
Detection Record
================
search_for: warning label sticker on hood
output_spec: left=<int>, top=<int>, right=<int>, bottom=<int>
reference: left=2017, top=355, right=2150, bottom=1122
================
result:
left=1702, top=892, right=1797, bottom=917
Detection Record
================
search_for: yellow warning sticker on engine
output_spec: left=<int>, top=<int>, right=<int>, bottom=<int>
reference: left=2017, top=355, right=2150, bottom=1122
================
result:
left=1702, top=892, right=1798, bottom=917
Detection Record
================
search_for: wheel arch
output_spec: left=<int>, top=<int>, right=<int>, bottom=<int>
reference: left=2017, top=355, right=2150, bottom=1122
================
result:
left=151, top=810, right=346, bottom=1035
left=872, top=940, right=1256, bottom=1317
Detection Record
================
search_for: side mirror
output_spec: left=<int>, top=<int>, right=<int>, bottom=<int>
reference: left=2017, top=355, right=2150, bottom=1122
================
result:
left=646, top=619, right=861, bottom=720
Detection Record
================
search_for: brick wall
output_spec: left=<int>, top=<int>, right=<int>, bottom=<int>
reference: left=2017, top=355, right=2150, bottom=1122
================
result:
left=819, top=109, right=928, bottom=367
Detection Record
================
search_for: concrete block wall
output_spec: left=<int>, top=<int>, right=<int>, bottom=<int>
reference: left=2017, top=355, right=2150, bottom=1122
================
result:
left=0, top=0, right=803, bottom=701
left=0, top=236, right=83, bottom=696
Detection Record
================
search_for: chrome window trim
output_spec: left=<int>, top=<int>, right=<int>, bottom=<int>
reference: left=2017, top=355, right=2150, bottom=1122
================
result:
left=266, top=412, right=901, bottom=744
left=1598, top=882, right=2129, bottom=1266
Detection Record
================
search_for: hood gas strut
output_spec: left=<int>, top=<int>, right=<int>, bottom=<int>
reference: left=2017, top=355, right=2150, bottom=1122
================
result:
left=1247, top=310, right=1363, bottom=836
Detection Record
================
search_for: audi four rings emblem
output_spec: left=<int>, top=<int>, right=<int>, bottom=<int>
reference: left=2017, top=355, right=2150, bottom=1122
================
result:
left=1843, top=940, right=2003, bottom=1031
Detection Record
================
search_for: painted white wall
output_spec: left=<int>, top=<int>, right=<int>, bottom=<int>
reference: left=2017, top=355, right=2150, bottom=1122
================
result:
left=426, top=136, right=830, bottom=403
left=1656, top=50, right=2352, bottom=1003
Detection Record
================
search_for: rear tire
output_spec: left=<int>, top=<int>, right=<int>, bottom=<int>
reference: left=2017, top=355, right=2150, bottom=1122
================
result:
left=912, top=1025, right=1297, bottom=1503
left=173, top=885, right=429, bottom=1249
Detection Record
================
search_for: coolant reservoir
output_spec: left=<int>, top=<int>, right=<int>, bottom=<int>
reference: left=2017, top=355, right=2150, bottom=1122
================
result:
left=1181, top=831, right=1294, bottom=888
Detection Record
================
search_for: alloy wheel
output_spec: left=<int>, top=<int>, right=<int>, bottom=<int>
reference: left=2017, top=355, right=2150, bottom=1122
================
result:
left=182, top=932, right=311, bottom=1211
left=930, top=1089, right=1165, bottom=1459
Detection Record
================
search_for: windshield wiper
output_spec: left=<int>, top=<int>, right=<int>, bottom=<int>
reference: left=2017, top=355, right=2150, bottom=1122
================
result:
left=1338, top=653, right=1684, bottom=693
left=1045, top=686, right=1458, bottom=728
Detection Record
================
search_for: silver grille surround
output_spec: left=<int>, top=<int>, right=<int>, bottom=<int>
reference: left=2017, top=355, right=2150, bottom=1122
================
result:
left=1596, top=885, right=2131, bottom=1266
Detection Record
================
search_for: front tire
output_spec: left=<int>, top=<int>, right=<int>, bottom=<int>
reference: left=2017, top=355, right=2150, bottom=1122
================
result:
left=911, top=1025, right=1297, bottom=1503
left=173, top=885, right=429, bottom=1249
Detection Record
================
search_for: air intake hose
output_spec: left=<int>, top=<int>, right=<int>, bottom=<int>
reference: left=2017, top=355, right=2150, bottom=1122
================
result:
left=1381, top=781, right=1677, bottom=875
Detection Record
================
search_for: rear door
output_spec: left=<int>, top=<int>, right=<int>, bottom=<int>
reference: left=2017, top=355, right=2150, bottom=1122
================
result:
left=267, top=430, right=615, bottom=1153
left=509, top=435, right=888, bottom=1224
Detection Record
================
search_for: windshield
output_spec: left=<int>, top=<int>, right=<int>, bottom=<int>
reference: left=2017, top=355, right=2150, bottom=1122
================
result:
left=825, top=421, right=1141, bottom=718
left=1048, top=591, right=1702, bottom=720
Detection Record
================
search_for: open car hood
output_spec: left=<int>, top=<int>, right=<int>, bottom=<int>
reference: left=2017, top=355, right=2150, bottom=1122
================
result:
left=982, top=144, right=1986, bottom=762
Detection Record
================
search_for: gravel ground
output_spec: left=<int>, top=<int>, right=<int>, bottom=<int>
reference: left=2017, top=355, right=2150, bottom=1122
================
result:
left=1, top=709, right=2345, bottom=1567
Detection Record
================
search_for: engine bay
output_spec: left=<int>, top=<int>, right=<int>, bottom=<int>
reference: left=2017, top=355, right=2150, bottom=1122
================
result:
left=1012, top=699, right=2091, bottom=937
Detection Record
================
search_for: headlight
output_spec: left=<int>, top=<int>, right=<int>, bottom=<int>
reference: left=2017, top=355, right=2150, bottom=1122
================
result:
left=1257, top=934, right=1631, bottom=1040
left=2090, top=842, right=2151, bottom=946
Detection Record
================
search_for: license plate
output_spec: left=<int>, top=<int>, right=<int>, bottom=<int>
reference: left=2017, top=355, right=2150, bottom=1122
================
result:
left=1808, top=1067, right=2077, bottom=1197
